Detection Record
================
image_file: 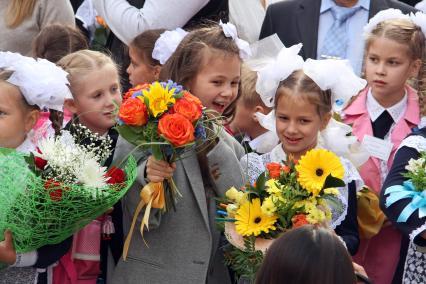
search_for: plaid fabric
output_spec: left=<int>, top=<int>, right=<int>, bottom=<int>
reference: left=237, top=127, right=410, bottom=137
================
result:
left=319, top=6, right=362, bottom=59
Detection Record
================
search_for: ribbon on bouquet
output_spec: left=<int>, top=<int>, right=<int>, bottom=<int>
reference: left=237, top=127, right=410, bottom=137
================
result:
left=385, top=180, right=426, bottom=222
left=122, top=181, right=165, bottom=260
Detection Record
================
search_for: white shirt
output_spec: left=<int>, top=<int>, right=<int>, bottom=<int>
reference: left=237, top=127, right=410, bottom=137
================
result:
left=92, top=0, right=209, bottom=45
left=317, top=0, right=370, bottom=75
left=366, top=88, right=408, bottom=123
left=229, top=0, right=281, bottom=43
left=242, top=130, right=280, bottom=154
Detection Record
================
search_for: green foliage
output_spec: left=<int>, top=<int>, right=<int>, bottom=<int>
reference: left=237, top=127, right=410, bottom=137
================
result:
left=224, top=236, right=264, bottom=283
left=404, top=151, right=426, bottom=191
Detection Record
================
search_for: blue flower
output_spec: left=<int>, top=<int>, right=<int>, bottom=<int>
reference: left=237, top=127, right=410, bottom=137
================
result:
left=195, top=125, right=207, bottom=140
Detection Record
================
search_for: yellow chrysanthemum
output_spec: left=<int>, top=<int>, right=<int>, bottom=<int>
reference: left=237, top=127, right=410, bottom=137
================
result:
left=318, top=198, right=332, bottom=221
left=225, top=187, right=247, bottom=205
left=265, top=179, right=281, bottom=195
left=235, top=198, right=278, bottom=236
left=142, top=82, right=176, bottom=117
left=324, top=187, right=340, bottom=196
left=295, top=149, right=344, bottom=196
left=261, top=196, right=277, bottom=216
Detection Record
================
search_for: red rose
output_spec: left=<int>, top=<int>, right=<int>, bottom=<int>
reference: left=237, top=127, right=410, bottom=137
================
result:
left=266, top=162, right=281, bottom=179
left=158, top=113, right=195, bottom=147
left=34, top=156, right=47, bottom=169
left=105, top=166, right=125, bottom=184
left=118, top=97, right=148, bottom=126
left=44, top=179, right=63, bottom=201
left=172, top=97, right=202, bottom=122
left=292, top=214, right=309, bottom=228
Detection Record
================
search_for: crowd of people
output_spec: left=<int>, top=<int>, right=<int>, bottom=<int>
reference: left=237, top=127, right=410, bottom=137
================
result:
left=1, top=0, right=426, bottom=283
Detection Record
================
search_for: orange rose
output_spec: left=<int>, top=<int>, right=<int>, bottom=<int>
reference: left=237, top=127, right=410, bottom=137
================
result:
left=158, top=113, right=195, bottom=146
left=266, top=162, right=281, bottom=179
left=281, top=165, right=290, bottom=173
left=118, top=97, right=148, bottom=126
left=292, top=214, right=309, bottom=228
left=182, top=91, right=203, bottom=107
left=172, top=97, right=202, bottom=122
left=123, top=84, right=150, bottom=101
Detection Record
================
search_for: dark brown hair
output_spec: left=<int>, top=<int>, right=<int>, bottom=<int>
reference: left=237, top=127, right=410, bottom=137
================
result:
left=364, top=18, right=426, bottom=116
left=32, top=24, right=89, bottom=63
left=130, top=29, right=166, bottom=67
left=275, top=70, right=332, bottom=117
left=256, top=225, right=356, bottom=284
left=160, top=23, right=241, bottom=119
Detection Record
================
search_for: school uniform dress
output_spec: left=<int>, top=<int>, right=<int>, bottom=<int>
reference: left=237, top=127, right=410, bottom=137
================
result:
left=381, top=128, right=426, bottom=283
left=109, top=128, right=245, bottom=284
left=240, top=143, right=362, bottom=255
left=343, top=86, right=420, bottom=284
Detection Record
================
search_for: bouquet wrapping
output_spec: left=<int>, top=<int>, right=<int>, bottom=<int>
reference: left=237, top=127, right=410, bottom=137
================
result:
left=0, top=130, right=136, bottom=255
left=217, top=149, right=346, bottom=281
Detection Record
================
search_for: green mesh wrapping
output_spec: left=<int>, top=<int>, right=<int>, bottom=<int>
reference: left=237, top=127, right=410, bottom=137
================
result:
left=0, top=150, right=137, bottom=253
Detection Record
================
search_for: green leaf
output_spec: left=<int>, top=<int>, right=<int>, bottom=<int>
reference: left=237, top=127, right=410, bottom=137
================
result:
left=151, top=144, right=164, bottom=161
left=255, top=173, right=266, bottom=193
left=322, top=174, right=345, bottom=189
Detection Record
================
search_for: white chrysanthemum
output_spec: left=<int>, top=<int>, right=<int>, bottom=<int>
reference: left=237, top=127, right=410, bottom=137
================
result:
left=76, top=158, right=108, bottom=189
left=406, top=158, right=424, bottom=172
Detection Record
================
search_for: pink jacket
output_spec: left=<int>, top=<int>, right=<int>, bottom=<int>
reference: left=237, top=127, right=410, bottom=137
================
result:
left=344, top=86, right=420, bottom=194
left=343, top=86, right=419, bottom=284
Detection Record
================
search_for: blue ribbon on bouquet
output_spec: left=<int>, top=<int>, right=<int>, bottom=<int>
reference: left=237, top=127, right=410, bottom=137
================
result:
left=385, top=180, right=426, bottom=222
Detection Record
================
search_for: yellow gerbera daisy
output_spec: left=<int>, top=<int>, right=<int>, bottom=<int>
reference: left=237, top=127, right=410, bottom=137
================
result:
left=295, top=149, right=344, bottom=196
left=235, top=198, right=278, bottom=236
left=142, top=82, right=176, bottom=117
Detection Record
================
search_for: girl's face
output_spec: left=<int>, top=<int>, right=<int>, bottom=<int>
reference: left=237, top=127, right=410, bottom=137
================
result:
left=275, top=92, right=330, bottom=160
left=365, top=37, right=421, bottom=106
left=0, top=82, right=39, bottom=148
left=127, top=45, right=160, bottom=86
left=188, top=52, right=240, bottom=115
left=66, top=64, right=122, bottom=135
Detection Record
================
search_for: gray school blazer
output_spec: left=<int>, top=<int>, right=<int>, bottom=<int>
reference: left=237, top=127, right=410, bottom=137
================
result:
left=109, top=130, right=245, bottom=284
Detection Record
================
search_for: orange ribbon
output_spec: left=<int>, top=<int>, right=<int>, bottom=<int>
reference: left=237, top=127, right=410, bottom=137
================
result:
left=122, top=182, right=165, bottom=260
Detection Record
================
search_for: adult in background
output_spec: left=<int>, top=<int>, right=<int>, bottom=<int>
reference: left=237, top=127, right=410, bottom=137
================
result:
left=229, top=0, right=281, bottom=43
left=0, top=0, right=75, bottom=55
left=93, top=0, right=228, bottom=90
left=259, top=0, right=416, bottom=75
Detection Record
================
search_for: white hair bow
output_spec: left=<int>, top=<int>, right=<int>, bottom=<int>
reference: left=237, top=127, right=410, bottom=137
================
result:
left=0, top=52, right=72, bottom=111
left=152, top=28, right=188, bottom=65
left=219, top=21, right=252, bottom=60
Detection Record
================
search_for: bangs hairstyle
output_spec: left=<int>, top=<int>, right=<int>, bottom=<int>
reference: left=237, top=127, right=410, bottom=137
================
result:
left=275, top=70, right=332, bottom=117
left=160, top=23, right=241, bottom=119
left=130, top=29, right=166, bottom=67
left=364, top=18, right=426, bottom=116
left=57, top=50, right=119, bottom=98
left=239, top=65, right=269, bottom=109
left=32, top=24, right=89, bottom=63
left=255, top=225, right=356, bottom=284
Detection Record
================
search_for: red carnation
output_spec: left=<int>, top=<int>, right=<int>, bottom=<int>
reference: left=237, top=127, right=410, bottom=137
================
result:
left=44, top=179, right=63, bottom=201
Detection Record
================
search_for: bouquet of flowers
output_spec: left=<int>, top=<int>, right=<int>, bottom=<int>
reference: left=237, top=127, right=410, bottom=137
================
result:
left=0, top=127, right=136, bottom=255
left=217, top=149, right=346, bottom=281
left=116, top=81, right=219, bottom=257
left=384, top=151, right=426, bottom=222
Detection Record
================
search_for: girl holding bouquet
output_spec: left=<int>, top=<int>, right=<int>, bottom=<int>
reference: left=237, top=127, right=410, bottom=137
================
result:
left=111, top=22, right=249, bottom=284
left=240, top=43, right=366, bottom=256
left=381, top=126, right=426, bottom=282
left=0, top=52, right=73, bottom=283
left=54, top=50, right=128, bottom=284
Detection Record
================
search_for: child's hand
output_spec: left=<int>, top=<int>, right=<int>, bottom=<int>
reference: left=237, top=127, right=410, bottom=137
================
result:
left=0, top=230, right=16, bottom=265
left=146, top=156, right=176, bottom=183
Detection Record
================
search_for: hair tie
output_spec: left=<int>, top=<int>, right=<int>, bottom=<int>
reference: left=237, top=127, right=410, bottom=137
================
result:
left=152, top=28, right=188, bottom=65
left=219, top=21, right=252, bottom=60
left=0, top=52, right=72, bottom=111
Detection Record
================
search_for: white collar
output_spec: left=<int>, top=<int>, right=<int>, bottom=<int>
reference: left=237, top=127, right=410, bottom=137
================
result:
left=366, top=88, right=407, bottom=122
left=16, top=135, right=36, bottom=154
left=246, top=131, right=280, bottom=154
left=269, top=140, right=325, bottom=163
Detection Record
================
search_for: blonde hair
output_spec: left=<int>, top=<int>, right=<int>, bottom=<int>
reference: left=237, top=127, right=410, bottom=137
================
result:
left=6, top=0, right=37, bottom=28
left=57, top=50, right=119, bottom=98
left=275, top=70, right=332, bottom=118
left=238, top=65, right=269, bottom=109
left=364, top=18, right=426, bottom=116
